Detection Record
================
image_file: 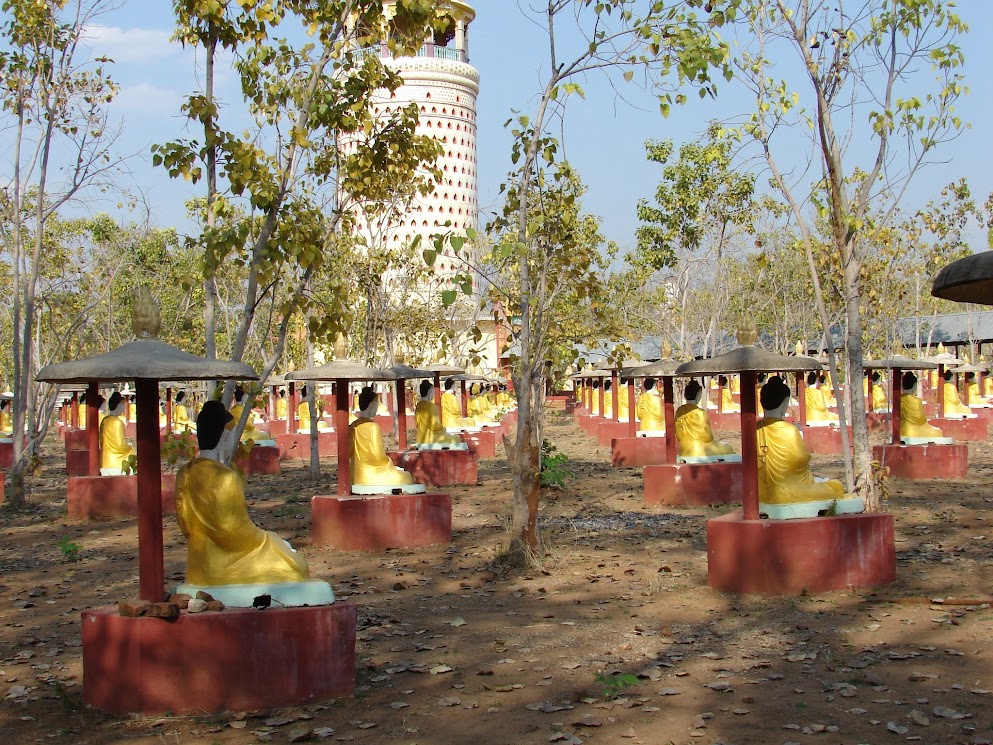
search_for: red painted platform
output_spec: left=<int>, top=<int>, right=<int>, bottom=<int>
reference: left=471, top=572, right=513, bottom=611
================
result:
left=233, top=445, right=281, bottom=475
left=311, top=492, right=452, bottom=550
left=709, top=411, right=742, bottom=431
left=82, top=603, right=356, bottom=715
left=595, top=421, right=631, bottom=447
left=610, top=437, right=669, bottom=467
left=388, top=449, right=478, bottom=486
left=802, top=426, right=852, bottom=455
left=707, top=511, right=895, bottom=595
left=64, top=428, right=88, bottom=451
left=576, top=414, right=597, bottom=435
left=461, top=429, right=499, bottom=458
left=0, top=441, right=11, bottom=469
left=873, top=443, right=968, bottom=480
left=929, top=417, right=988, bottom=442
left=66, top=474, right=177, bottom=519
left=866, top=412, right=890, bottom=434
left=66, top=448, right=89, bottom=476
left=0, top=472, right=5, bottom=504
left=969, top=406, right=993, bottom=420
left=374, top=414, right=394, bottom=434
left=643, top=462, right=742, bottom=506
left=276, top=431, right=338, bottom=460
left=267, top=419, right=287, bottom=436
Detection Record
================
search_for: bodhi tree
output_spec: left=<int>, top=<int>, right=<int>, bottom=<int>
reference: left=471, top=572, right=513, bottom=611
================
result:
left=729, top=0, right=969, bottom=509
left=441, top=0, right=738, bottom=564
left=155, top=0, right=444, bottom=461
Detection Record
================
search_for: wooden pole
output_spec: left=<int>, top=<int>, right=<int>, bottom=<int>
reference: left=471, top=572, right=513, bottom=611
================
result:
left=937, top=364, right=946, bottom=419
left=335, top=378, right=350, bottom=496
left=135, top=378, right=165, bottom=602
left=71, top=392, right=79, bottom=429
left=165, top=387, right=173, bottom=432
left=460, top=380, right=468, bottom=418
left=740, top=370, right=759, bottom=521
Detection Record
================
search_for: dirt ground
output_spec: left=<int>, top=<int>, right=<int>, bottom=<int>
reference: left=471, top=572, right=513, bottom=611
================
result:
left=2, top=409, right=993, bottom=745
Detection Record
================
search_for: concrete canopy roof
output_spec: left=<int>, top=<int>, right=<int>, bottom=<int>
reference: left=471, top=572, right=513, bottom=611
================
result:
left=931, top=253, right=993, bottom=305
left=620, top=359, right=681, bottom=377
left=36, top=340, right=258, bottom=384
left=863, top=355, right=938, bottom=371
left=284, top=360, right=396, bottom=382
left=389, top=364, right=435, bottom=379
left=676, top=346, right=821, bottom=375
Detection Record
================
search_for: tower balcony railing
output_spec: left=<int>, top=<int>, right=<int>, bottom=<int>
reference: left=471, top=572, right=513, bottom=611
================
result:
left=352, top=43, right=468, bottom=64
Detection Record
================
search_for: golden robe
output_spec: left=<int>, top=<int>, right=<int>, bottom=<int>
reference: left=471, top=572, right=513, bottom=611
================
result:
left=967, top=381, right=983, bottom=405
left=805, top=388, right=838, bottom=423
left=756, top=418, right=846, bottom=505
left=415, top=400, right=462, bottom=446
left=636, top=392, right=664, bottom=432
left=297, top=401, right=312, bottom=430
left=441, top=391, right=475, bottom=428
left=467, top=395, right=497, bottom=423
left=275, top=397, right=288, bottom=419
left=900, top=394, right=944, bottom=438
left=872, top=383, right=888, bottom=412
left=100, top=415, right=135, bottom=471
left=228, top=403, right=263, bottom=442
left=617, top=386, right=630, bottom=420
left=176, top=458, right=308, bottom=585
left=943, top=382, right=972, bottom=416
left=0, top=410, right=13, bottom=434
left=720, top=387, right=740, bottom=413
left=985, top=377, right=993, bottom=399
left=602, top=392, right=614, bottom=418
left=173, top=404, right=194, bottom=433
left=350, top=418, right=414, bottom=486
left=674, top=404, right=734, bottom=458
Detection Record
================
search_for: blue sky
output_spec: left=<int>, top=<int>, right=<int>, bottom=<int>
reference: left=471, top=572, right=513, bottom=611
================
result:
left=84, top=1, right=993, bottom=254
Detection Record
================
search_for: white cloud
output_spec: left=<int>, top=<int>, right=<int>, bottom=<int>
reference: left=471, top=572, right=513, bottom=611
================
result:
left=82, top=24, right=176, bottom=65
left=114, top=82, right=182, bottom=116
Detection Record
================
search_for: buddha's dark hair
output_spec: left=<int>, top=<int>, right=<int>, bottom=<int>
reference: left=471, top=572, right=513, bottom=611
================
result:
left=872, top=371, right=881, bottom=382
left=902, top=372, right=918, bottom=391
left=684, top=380, right=702, bottom=400
left=444, top=377, right=455, bottom=391
left=196, top=400, right=233, bottom=450
left=175, top=391, right=186, bottom=403
left=300, top=385, right=308, bottom=398
left=944, top=370, right=953, bottom=381
left=108, top=392, right=123, bottom=411
left=807, top=371, right=818, bottom=386
left=604, top=380, right=612, bottom=390
left=234, top=388, right=245, bottom=403
left=718, top=375, right=728, bottom=387
left=644, top=377, right=656, bottom=391
left=419, top=379, right=433, bottom=398
left=358, top=386, right=377, bottom=411
left=760, top=376, right=791, bottom=411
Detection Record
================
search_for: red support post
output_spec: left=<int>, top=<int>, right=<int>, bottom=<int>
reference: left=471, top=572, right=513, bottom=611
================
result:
left=797, top=374, right=807, bottom=428
left=937, top=364, right=946, bottom=419
left=71, top=392, right=80, bottom=429
left=87, top=381, right=99, bottom=476
left=165, top=387, right=173, bottom=432
left=611, top=371, right=619, bottom=422
left=288, top=382, right=297, bottom=433
left=433, top=373, right=442, bottom=409
left=662, top=375, right=677, bottom=463
left=335, top=378, right=350, bottom=496
left=460, top=380, right=468, bottom=418
left=739, top=370, right=759, bottom=521
left=891, top=368, right=903, bottom=445
left=627, top=381, right=637, bottom=438
left=598, top=376, right=605, bottom=418
left=396, top=378, right=408, bottom=451
left=135, top=378, right=165, bottom=603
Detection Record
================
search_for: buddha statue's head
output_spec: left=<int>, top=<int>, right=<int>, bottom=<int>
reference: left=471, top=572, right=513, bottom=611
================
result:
left=176, top=391, right=186, bottom=404
left=718, top=375, right=729, bottom=388
left=818, top=374, right=827, bottom=386
left=419, top=379, right=434, bottom=401
left=592, top=379, right=600, bottom=390
left=358, top=386, right=379, bottom=418
left=966, top=372, right=976, bottom=381
left=684, top=380, right=703, bottom=406
left=943, top=370, right=953, bottom=382
left=300, top=385, right=309, bottom=400
left=759, top=376, right=791, bottom=418
left=278, top=388, right=286, bottom=398
left=444, top=377, right=455, bottom=392
left=234, top=388, right=246, bottom=404
left=604, top=380, right=612, bottom=391
left=806, top=371, right=818, bottom=387
left=108, top=392, right=125, bottom=416
left=196, top=400, right=234, bottom=452
left=871, top=371, right=881, bottom=384
left=644, top=377, right=656, bottom=392
left=902, top=372, right=918, bottom=394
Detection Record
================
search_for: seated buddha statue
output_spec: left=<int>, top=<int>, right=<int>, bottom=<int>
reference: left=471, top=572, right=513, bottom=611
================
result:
left=870, top=372, right=888, bottom=412
left=756, top=377, right=863, bottom=519
left=0, top=400, right=12, bottom=438
left=635, top=377, right=664, bottom=435
left=415, top=380, right=467, bottom=449
left=466, top=383, right=498, bottom=424
left=602, top=380, right=614, bottom=418
left=899, top=372, right=948, bottom=442
left=964, top=372, right=991, bottom=407
left=99, top=392, right=136, bottom=475
left=942, top=370, right=975, bottom=418
left=590, top=379, right=601, bottom=415
left=173, top=401, right=332, bottom=606
left=497, top=384, right=515, bottom=410
left=718, top=375, right=740, bottom=413
left=297, top=385, right=333, bottom=433
left=350, top=386, right=423, bottom=492
left=984, top=373, right=993, bottom=400
left=617, top=379, right=631, bottom=422
left=674, top=381, right=737, bottom=461
left=274, top=388, right=288, bottom=419
left=441, top=378, right=476, bottom=429
left=228, top=388, right=273, bottom=445
left=173, top=391, right=194, bottom=433
left=820, top=373, right=837, bottom=408
left=804, top=371, right=838, bottom=426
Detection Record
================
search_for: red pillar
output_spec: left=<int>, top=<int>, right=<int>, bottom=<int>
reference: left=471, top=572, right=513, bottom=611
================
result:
left=597, top=377, right=605, bottom=418
left=739, top=370, right=759, bottom=521
left=335, top=378, right=350, bottom=496
left=611, top=371, right=619, bottom=422
left=627, top=381, right=637, bottom=437
left=662, top=375, right=677, bottom=463
left=289, top=382, right=297, bottom=432
left=460, top=380, right=468, bottom=418
left=135, top=378, right=164, bottom=603
left=890, top=368, right=902, bottom=445
left=165, top=387, right=173, bottom=432
left=433, top=373, right=442, bottom=409
left=937, top=364, right=946, bottom=419
left=797, top=374, right=807, bottom=427
left=87, top=381, right=99, bottom=476
left=397, top=378, right=409, bottom=451
left=71, top=392, right=80, bottom=429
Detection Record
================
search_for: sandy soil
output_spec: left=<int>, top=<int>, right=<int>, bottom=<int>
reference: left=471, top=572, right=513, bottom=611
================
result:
left=1, top=409, right=993, bottom=745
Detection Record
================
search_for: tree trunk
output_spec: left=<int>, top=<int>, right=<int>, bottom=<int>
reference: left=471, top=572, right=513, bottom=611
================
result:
left=506, top=360, right=543, bottom=565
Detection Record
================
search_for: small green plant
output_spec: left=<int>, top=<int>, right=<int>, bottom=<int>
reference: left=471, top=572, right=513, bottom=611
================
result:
left=540, top=440, right=573, bottom=488
left=161, top=432, right=197, bottom=468
left=56, top=536, right=82, bottom=563
left=120, top=453, right=137, bottom=475
left=595, top=672, right=640, bottom=700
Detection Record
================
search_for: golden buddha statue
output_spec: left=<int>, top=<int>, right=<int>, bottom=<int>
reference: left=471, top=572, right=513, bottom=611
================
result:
left=636, top=377, right=664, bottom=433
left=228, top=388, right=266, bottom=443
left=99, top=392, right=136, bottom=475
left=899, top=372, right=946, bottom=441
left=176, top=401, right=310, bottom=586
left=674, top=381, right=736, bottom=459
left=984, top=373, right=993, bottom=399
left=496, top=384, right=514, bottom=409
left=274, top=388, right=288, bottom=419
left=804, top=371, right=838, bottom=426
left=820, top=373, right=837, bottom=408
left=466, top=383, right=497, bottom=423
left=350, top=386, right=417, bottom=488
left=0, top=400, right=12, bottom=436
left=297, top=385, right=333, bottom=433
left=173, top=391, right=194, bottom=433
left=756, top=377, right=862, bottom=518
left=870, top=372, right=888, bottom=412
left=942, top=370, right=974, bottom=417
left=718, top=375, right=740, bottom=413
left=617, top=379, right=631, bottom=421
left=602, top=380, right=614, bottom=418
left=415, top=380, right=466, bottom=448
left=441, top=378, right=475, bottom=429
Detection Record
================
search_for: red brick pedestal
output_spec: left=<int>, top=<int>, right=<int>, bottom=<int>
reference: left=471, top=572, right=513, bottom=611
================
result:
left=82, top=603, right=356, bottom=715
left=0, top=442, right=12, bottom=469
left=311, top=493, right=452, bottom=550
left=596, top=421, right=631, bottom=447
left=610, top=437, right=669, bottom=467
left=707, top=511, right=895, bottom=595
left=643, top=462, right=742, bottom=507
left=66, top=448, right=90, bottom=476
left=0, top=472, right=5, bottom=504
left=461, top=429, right=499, bottom=458
left=233, top=445, right=281, bottom=475
left=64, top=428, right=88, bottom=452
left=576, top=415, right=598, bottom=435
left=276, top=432, right=338, bottom=460
left=873, top=443, right=968, bottom=480
left=866, top=412, right=890, bottom=434
left=267, top=419, right=287, bottom=437
left=929, top=417, right=988, bottom=442
left=66, top=474, right=177, bottom=519
left=708, top=411, right=741, bottom=431
left=802, top=426, right=852, bottom=455
left=388, top=450, right=478, bottom=486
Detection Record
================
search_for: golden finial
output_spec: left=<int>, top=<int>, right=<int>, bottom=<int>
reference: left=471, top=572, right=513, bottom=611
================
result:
left=736, top=322, right=758, bottom=347
left=795, top=340, right=804, bottom=356
left=938, top=342, right=946, bottom=355
left=132, top=287, right=161, bottom=340
left=333, top=334, right=349, bottom=359
left=661, top=340, right=673, bottom=359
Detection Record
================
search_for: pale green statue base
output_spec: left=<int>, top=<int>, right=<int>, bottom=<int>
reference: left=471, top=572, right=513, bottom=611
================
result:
left=99, top=467, right=128, bottom=477
left=446, top=426, right=480, bottom=434
left=803, top=420, right=839, bottom=428
left=942, top=413, right=977, bottom=420
left=415, top=442, right=469, bottom=451
left=637, top=430, right=665, bottom=438
left=759, top=495, right=865, bottom=520
left=173, top=579, right=335, bottom=608
left=900, top=436, right=954, bottom=445
left=352, top=483, right=426, bottom=495
left=249, top=439, right=277, bottom=448
left=677, top=454, right=742, bottom=464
